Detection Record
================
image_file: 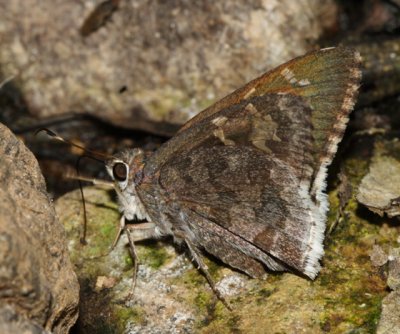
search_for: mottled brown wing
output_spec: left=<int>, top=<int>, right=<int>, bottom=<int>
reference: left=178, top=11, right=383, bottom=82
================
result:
left=151, top=94, right=324, bottom=278
left=158, top=145, right=323, bottom=277
left=138, top=47, right=361, bottom=278
left=145, top=47, right=361, bottom=197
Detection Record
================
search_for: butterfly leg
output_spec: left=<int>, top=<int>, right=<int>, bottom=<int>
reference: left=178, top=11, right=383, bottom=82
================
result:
left=125, top=227, right=139, bottom=298
left=109, top=215, right=125, bottom=251
left=123, top=221, right=159, bottom=298
left=185, top=239, right=232, bottom=311
left=125, top=221, right=158, bottom=240
left=110, top=217, right=157, bottom=251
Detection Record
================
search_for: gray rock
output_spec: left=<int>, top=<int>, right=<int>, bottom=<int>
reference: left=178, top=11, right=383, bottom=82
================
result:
left=370, top=244, right=389, bottom=268
left=388, top=248, right=400, bottom=291
left=357, top=140, right=400, bottom=217
left=0, top=123, right=79, bottom=333
left=0, top=0, right=337, bottom=135
left=0, top=305, right=50, bottom=334
left=377, top=290, right=400, bottom=334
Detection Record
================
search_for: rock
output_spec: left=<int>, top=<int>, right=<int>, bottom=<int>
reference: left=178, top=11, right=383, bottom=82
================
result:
left=370, top=244, right=388, bottom=268
left=56, top=186, right=387, bottom=333
left=388, top=248, right=400, bottom=291
left=0, top=305, right=50, bottom=334
left=377, top=290, right=400, bottom=334
left=0, top=123, right=79, bottom=333
left=0, top=0, right=337, bottom=135
left=356, top=139, right=400, bottom=333
left=376, top=248, right=400, bottom=333
left=356, top=39, right=400, bottom=106
left=357, top=139, right=400, bottom=217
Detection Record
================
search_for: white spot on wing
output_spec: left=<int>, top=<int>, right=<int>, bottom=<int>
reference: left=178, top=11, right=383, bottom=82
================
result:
left=243, top=87, right=256, bottom=99
left=244, top=102, right=258, bottom=115
left=213, top=128, right=235, bottom=146
left=298, top=79, right=311, bottom=86
left=320, top=46, right=336, bottom=51
left=281, top=68, right=297, bottom=84
left=281, top=68, right=311, bottom=87
left=212, top=116, right=228, bottom=126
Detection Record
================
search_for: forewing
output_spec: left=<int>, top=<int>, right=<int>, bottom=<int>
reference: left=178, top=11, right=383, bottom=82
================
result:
left=146, top=93, right=316, bottom=184
left=146, top=47, right=361, bottom=197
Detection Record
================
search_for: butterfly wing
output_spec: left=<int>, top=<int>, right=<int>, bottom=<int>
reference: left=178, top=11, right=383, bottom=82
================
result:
left=145, top=47, right=361, bottom=197
left=138, top=47, right=361, bottom=278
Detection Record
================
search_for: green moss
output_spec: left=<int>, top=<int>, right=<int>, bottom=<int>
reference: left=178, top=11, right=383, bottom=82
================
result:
left=362, top=295, right=383, bottom=332
left=226, top=314, right=241, bottom=331
left=194, top=290, right=213, bottom=312
left=123, top=253, right=133, bottom=269
left=342, top=157, right=370, bottom=186
left=179, top=267, right=206, bottom=287
left=313, top=149, right=389, bottom=333
left=199, top=308, right=239, bottom=334
left=99, top=222, right=117, bottom=239
left=138, top=241, right=172, bottom=269
left=212, top=301, right=226, bottom=319
left=255, top=287, right=276, bottom=306
left=204, top=257, right=224, bottom=280
left=319, top=292, right=382, bottom=333
left=114, top=305, right=145, bottom=329
left=264, top=273, right=283, bottom=284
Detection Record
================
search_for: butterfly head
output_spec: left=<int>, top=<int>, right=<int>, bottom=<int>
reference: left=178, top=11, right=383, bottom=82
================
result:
left=105, top=148, right=149, bottom=221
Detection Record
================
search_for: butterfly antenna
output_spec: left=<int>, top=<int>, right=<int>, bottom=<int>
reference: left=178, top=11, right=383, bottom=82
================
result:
left=35, top=128, right=114, bottom=244
left=75, top=155, right=89, bottom=244
left=35, top=128, right=114, bottom=162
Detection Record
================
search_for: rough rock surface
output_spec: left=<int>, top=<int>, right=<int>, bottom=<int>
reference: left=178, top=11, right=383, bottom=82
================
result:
left=375, top=246, right=400, bottom=334
left=388, top=248, right=400, bottom=291
left=0, top=305, right=51, bottom=334
left=377, top=290, right=400, bottom=334
left=368, top=245, right=400, bottom=334
left=0, top=0, right=337, bottom=135
left=0, top=123, right=79, bottom=333
left=357, top=138, right=400, bottom=334
left=56, top=185, right=387, bottom=333
left=370, top=244, right=389, bottom=268
left=357, top=139, right=400, bottom=217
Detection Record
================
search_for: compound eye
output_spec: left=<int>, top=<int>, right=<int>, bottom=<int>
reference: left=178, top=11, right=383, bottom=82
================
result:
left=112, top=162, right=128, bottom=182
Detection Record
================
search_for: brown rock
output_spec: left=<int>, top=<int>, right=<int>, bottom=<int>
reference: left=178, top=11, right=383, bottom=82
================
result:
left=0, top=305, right=50, bottom=334
left=0, top=123, right=79, bottom=333
left=388, top=248, right=400, bottom=291
left=357, top=140, right=400, bottom=217
left=0, top=0, right=337, bottom=135
left=377, top=290, right=400, bottom=334
left=370, top=244, right=388, bottom=268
